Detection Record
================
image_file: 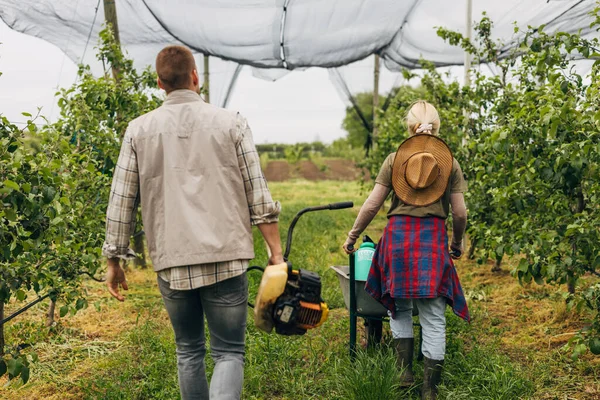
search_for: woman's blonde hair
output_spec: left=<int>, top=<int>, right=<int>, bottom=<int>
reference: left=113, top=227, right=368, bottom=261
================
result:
left=406, top=100, right=440, bottom=136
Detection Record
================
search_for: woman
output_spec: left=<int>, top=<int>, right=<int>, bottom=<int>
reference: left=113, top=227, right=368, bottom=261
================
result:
left=343, top=101, right=469, bottom=400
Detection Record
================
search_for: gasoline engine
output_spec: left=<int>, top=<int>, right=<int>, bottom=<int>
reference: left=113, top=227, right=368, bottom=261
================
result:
left=251, top=202, right=353, bottom=336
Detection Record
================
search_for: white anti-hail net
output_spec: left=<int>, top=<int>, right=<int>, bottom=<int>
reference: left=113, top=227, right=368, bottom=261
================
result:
left=0, top=0, right=597, bottom=108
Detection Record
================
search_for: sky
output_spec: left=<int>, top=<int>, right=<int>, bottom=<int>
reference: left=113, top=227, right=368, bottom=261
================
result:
left=0, top=19, right=353, bottom=145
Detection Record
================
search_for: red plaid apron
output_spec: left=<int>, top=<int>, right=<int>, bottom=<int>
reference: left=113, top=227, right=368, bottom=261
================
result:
left=365, top=215, right=470, bottom=322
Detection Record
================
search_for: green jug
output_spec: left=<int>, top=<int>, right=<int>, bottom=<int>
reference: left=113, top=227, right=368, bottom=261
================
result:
left=355, top=238, right=376, bottom=281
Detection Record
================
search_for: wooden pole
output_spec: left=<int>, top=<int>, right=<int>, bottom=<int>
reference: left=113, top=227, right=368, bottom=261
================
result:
left=103, top=1, right=147, bottom=267
left=373, top=54, right=380, bottom=140
left=203, top=54, right=210, bottom=103
left=103, top=0, right=121, bottom=80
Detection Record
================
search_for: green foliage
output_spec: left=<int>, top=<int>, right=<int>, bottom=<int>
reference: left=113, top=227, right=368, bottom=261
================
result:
left=323, top=137, right=364, bottom=161
left=1, top=113, right=62, bottom=300
left=0, top=26, right=161, bottom=382
left=283, top=144, right=306, bottom=164
left=336, top=346, right=402, bottom=400
left=0, top=343, right=35, bottom=385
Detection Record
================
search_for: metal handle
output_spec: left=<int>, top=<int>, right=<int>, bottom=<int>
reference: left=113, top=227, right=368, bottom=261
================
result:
left=284, top=201, right=354, bottom=260
left=328, top=201, right=354, bottom=210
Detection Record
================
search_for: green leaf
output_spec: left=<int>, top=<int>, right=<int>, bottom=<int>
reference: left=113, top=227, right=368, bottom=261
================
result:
left=50, top=217, right=64, bottom=226
left=495, top=245, right=505, bottom=257
left=75, top=298, right=87, bottom=310
left=21, top=112, right=32, bottom=118
left=20, top=366, right=30, bottom=384
left=518, top=258, right=529, bottom=273
left=7, top=359, right=23, bottom=376
left=4, top=208, right=17, bottom=222
left=564, top=256, right=573, bottom=267
left=16, top=290, right=26, bottom=302
left=59, top=305, right=69, bottom=318
left=534, top=275, right=544, bottom=285
left=3, top=180, right=20, bottom=191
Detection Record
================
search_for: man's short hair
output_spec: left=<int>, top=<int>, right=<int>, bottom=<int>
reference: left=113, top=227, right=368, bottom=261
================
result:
left=156, top=45, right=196, bottom=92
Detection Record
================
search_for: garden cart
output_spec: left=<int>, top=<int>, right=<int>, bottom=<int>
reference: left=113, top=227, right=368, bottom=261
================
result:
left=331, top=246, right=423, bottom=359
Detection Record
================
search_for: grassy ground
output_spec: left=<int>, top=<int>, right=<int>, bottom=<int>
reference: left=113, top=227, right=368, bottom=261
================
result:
left=1, top=180, right=599, bottom=399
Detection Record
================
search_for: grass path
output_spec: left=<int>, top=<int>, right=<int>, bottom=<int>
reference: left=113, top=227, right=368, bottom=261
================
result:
left=1, top=180, right=599, bottom=399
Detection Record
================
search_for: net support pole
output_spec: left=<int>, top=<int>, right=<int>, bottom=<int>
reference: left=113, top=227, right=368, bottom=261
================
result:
left=464, top=0, right=472, bottom=87
left=373, top=54, right=380, bottom=141
left=203, top=54, right=210, bottom=103
left=462, top=0, right=472, bottom=146
left=103, top=0, right=121, bottom=80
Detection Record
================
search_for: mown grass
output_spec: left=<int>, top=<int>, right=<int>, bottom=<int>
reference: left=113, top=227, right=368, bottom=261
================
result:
left=1, top=180, right=599, bottom=399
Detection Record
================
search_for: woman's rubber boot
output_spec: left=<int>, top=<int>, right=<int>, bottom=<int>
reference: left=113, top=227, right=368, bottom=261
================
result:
left=421, top=357, right=443, bottom=400
left=394, top=338, right=415, bottom=387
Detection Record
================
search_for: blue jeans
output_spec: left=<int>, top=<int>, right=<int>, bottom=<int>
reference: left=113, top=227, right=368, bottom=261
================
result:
left=158, top=273, right=248, bottom=400
left=389, top=297, right=446, bottom=361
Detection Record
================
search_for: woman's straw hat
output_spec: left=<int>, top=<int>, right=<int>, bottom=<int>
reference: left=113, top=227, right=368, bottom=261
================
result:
left=391, top=134, right=453, bottom=206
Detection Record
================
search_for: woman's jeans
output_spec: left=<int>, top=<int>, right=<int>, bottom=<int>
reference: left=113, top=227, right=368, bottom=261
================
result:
left=389, top=297, right=446, bottom=360
left=158, top=273, right=248, bottom=400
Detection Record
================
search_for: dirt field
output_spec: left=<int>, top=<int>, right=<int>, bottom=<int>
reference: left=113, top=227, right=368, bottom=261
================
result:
left=263, top=159, right=363, bottom=182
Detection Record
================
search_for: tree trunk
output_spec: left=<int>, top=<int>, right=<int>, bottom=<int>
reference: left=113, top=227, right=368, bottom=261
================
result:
left=567, top=281, right=576, bottom=295
left=491, top=255, right=502, bottom=272
left=133, top=233, right=147, bottom=268
left=0, top=302, right=5, bottom=356
left=568, top=188, right=585, bottom=295
left=46, top=300, right=56, bottom=327
left=467, top=240, right=476, bottom=260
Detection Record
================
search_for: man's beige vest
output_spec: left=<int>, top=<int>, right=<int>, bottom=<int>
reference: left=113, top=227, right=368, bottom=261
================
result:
left=128, top=90, right=254, bottom=271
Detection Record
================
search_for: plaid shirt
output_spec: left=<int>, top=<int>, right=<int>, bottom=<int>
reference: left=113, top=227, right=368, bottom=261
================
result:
left=103, top=112, right=280, bottom=290
left=365, top=215, right=470, bottom=322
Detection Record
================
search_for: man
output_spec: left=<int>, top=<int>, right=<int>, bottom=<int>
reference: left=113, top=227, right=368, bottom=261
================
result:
left=102, top=45, right=283, bottom=400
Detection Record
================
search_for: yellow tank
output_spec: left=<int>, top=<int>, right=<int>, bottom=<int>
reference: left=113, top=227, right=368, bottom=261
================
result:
left=254, top=263, right=288, bottom=333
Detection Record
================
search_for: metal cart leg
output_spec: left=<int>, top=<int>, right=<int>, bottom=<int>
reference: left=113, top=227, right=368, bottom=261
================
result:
left=350, top=310, right=357, bottom=358
left=349, top=253, right=357, bottom=359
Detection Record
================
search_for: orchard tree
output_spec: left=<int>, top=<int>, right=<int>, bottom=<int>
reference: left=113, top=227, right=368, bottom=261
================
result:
left=0, top=26, right=162, bottom=383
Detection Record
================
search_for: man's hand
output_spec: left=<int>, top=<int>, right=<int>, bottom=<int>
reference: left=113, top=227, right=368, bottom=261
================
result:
left=106, top=258, right=128, bottom=301
left=257, top=222, right=284, bottom=266
left=268, top=253, right=284, bottom=266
